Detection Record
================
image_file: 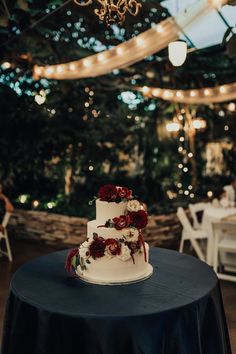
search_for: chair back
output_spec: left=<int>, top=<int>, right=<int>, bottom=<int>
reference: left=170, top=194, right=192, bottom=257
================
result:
left=2, top=212, right=12, bottom=228
left=189, top=202, right=208, bottom=229
left=177, top=207, right=193, bottom=233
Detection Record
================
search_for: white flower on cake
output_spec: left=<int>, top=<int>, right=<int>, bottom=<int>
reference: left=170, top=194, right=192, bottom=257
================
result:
left=127, top=199, right=141, bottom=212
left=117, top=244, right=131, bottom=262
left=79, top=241, right=91, bottom=260
left=123, top=228, right=139, bottom=242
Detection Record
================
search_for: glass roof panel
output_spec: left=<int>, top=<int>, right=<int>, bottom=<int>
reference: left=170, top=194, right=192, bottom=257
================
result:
left=162, top=1, right=233, bottom=49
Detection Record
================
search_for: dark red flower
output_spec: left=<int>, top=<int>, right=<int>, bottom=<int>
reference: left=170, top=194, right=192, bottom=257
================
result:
left=113, top=215, right=131, bottom=230
left=98, top=184, right=118, bottom=202
left=129, top=210, right=148, bottom=229
left=117, top=187, right=132, bottom=199
left=105, top=238, right=121, bottom=255
left=65, top=248, right=79, bottom=273
left=89, top=237, right=106, bottom=258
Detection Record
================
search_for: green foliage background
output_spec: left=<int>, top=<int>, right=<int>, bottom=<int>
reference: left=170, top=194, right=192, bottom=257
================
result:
left=0, top=0, right=236, bottom=216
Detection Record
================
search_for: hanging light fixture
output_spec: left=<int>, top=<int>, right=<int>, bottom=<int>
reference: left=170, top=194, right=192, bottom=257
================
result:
left=168, top=41, right=187, bottom=67
left=73, top=0, right=142, bottom=25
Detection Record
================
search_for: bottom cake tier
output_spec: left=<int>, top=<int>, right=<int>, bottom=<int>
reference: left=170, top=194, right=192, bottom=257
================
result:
left=76, top=243, right=153, bottom=285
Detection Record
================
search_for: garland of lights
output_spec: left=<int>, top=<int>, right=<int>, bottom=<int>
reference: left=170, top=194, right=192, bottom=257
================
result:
left=140, top=82, right=236, bottom=104
left=74, top=0, right=142, bottom=25
left=33, top=0, right=225, bottom=80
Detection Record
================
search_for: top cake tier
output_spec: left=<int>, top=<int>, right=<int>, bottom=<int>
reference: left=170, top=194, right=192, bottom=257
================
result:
left=96, top=199, right=127, bottom=224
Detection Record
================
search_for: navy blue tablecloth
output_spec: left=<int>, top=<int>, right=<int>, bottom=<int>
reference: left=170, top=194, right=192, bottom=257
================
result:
left=1, top=248, right=232, bottom=354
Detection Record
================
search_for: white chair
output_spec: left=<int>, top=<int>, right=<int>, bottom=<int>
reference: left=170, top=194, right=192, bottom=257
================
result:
left=177, top=207, right=208, bottom=261
left=0, top=211, right=13, bottom=262
left=189, top=202, right=208, bottom=230
left=213, top=222, right=236, bottom=282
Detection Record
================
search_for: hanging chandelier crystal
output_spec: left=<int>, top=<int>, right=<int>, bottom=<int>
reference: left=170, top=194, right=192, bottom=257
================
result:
left=73, top=0, right=142, bottom=25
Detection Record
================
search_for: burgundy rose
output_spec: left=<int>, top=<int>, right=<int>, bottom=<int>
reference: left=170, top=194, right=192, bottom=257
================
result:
left=105, top=238, right=121, bottom=255
left=98, top=184, right=118, bottom=202
left=65, top=248, right=79, bottom=273
left=117, top=187, right=132, bottom=199
left=129, top=210, right=148, bottom=229
left=113, top=215, right=131, bottom=230
left=89, top=237, right=106, bottom=258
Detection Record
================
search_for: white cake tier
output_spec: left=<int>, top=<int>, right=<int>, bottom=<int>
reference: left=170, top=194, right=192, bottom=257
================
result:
left=96, top=199, right=127, bottom=225
left=77, top=243, right=153, bottom=285
left=87, top=220, right=135, bottom=240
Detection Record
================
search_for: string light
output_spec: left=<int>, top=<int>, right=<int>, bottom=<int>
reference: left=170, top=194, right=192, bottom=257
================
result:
left=83, top=59, right=92, bottom=68
left=33, top=200, right=40, bottom=208
left=69, top=63, right=76, bottom=71
left=228, top=102, right=235, bottom=112
left=1, top=62, right=11, bottom=69
left=219, top=85, right=226, bottom=94
left=155, top=24, right=164, bottom=33
left=207, top=191, right=213, bottom=198
left=166, top=122, right=180, bottom=132
left=136, top=37, right=145, bottom=46
left=97, top=53, right=106, bottom=62
left=116, top=47, right=124, bottom=55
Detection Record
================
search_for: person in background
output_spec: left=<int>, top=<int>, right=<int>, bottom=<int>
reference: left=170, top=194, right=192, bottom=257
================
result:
left=0, top=184, right=14, bottom=233
left=212, top=188, right=233, bottom=208
left=224, top=176, right=236, bottom=205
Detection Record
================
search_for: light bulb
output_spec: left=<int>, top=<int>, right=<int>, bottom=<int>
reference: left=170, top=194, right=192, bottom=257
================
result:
left=168, top=41, right=187, bottom=67
left=166, top=122, right=180, bottom=132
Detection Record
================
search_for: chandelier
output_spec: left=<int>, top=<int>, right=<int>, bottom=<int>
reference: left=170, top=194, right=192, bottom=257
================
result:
left=73, top=0, right=142, bottom=25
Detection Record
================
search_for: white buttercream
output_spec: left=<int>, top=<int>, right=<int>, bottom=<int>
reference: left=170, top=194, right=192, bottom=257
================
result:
left=96, top=199, right=127, bottom=224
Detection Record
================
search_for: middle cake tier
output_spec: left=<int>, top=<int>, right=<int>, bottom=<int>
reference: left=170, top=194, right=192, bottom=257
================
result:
left=87, top=220, right=138, bottom=240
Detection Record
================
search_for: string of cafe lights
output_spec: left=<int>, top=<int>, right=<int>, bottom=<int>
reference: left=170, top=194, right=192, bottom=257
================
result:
left=33, top=0, right=226, bottom=81
left=140, top=82, right=236, bottom=105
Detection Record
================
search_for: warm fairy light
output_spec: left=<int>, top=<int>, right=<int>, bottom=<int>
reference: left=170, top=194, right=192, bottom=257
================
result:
left=190, top=90, right=196, bottom=97
left=97, top=53, right=106, bottom=62
left=1, top=62, right=11, bottom=69
left=166, top=122, right=180, bottom=132
left=163, top=90, right=173, bottom=99
left=142, top=86, right=150, bottom=94
left=45, top=67, right=54, bottom=75
left=219, top=85, right=226, bottom=93
left=179, top=137, right=184, bottom=142
left=193, top=119, right=207, bottom=130
left=116, top=47, right=124, bottom=55
left=33, top=200, right=39, bottom=208
left=168, top=41, right=187, bottom=67
left=190, top=193, right=195, bottom=198
left=207, top=190, right=213, bottom=198
left=35, top=66, right=42, bottom=75
left=152, top=89, right=160, bottom=97
left=188, top=152, right=193, bottom=158
left=69, top=63, right=76, bottom=71
left=34, top=94, right=46, bottom=105
left=183, top=167, right=188, bottom=172
left=176, top=91, right=183, bottom=98
left=136, top=37, right=145, bottom=46
left=228, top=102, right=235, bottom=112
left=47, top=202, right=55, bottom=209
left=204, top=89, right=210, bottom=96
left=210, top=0, right=223, bottom=9
left=83, top=59, right=92, bottom=68
left=56, top=66, right=64, bottom=73
left=19, top=194, right=28, bottom=203
left=156, top=24, right=164, bottom=33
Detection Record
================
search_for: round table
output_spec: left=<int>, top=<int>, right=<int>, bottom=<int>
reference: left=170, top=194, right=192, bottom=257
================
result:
left=1, top=248, right=232, bottom=354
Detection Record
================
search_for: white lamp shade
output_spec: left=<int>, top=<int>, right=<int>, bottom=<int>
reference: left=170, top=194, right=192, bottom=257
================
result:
left=168, top=41, right=187, bottom=67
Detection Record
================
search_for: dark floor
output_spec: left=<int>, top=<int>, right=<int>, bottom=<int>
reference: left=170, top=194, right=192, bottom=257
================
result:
left=0, top=239, right=236, bottom=353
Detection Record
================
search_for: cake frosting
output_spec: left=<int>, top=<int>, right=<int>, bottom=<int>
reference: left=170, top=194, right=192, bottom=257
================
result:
left=65, top=184, right=153, bottom=285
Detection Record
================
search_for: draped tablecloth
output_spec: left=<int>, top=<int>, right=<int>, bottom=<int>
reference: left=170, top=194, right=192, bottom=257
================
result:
left=202, top=206, right=236, bottom=265
left=1, top=248, right=232, bottom=354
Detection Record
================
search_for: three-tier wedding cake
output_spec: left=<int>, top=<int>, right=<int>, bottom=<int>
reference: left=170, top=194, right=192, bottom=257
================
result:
left=65, top=185, right=153, bottom=285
